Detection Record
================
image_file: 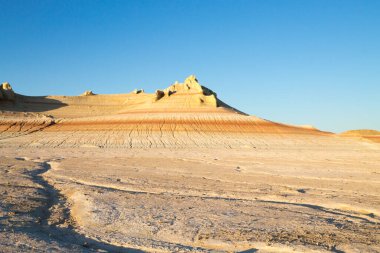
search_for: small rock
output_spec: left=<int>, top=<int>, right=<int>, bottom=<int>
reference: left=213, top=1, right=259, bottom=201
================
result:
left=155, top=90, right=165, bottom=101
left=297, top=189, right=306, bottom=194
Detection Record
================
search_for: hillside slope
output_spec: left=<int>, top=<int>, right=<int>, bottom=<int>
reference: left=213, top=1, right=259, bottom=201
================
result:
left=0, top=75, right=361, bottom=148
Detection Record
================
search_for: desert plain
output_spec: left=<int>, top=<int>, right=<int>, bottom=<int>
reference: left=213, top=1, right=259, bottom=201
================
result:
left=0, top=76, right=379, bottom=252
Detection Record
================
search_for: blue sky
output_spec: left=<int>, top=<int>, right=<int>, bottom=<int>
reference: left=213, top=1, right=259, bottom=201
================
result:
left=1, top=0, right=379, bottom=133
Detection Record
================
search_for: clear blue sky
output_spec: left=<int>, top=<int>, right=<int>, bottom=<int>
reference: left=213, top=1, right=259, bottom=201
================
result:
left=1, top=0, right=379, bottom=133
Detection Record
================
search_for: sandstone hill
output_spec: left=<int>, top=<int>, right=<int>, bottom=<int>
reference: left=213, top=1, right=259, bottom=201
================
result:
left=1, top=75, right=377, bottom=148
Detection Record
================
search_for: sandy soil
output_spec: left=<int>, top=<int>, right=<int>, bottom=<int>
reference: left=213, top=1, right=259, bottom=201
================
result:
left=1, top=144, right=379, bottom=252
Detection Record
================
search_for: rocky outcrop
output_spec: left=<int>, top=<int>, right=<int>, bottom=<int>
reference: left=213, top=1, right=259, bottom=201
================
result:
left=132, top=89, right=144, bottom=94
left=164, top=75, right=204, bottom=94
left=81, top=90, right=95, bottom=96
left=155, top=90, right=165, bottom=101
left=0, top=82, right=15, bottom=101
left=164, top=75, right=217, bottom=96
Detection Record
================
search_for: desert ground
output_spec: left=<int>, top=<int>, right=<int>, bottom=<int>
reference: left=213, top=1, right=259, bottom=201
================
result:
left=1, top=77, right=380, bottom=252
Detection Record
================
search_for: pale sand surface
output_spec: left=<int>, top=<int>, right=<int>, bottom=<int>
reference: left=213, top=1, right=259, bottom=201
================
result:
left=1, top=144, right=379, bottom=252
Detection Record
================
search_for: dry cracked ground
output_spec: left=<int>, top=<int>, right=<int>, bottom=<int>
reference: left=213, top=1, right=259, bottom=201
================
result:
left=1, top=146, right=380, bottom=253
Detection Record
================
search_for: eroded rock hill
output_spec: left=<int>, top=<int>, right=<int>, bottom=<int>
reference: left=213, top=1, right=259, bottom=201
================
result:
left=0, top=76, right=237, bottom=117
left=0, top=75, right=351, bottom=148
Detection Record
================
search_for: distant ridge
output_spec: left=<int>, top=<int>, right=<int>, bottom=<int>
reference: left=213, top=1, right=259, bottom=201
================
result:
left=341, top=129, right=380, bottom=136
left=340, top=129, right=380, bottom=143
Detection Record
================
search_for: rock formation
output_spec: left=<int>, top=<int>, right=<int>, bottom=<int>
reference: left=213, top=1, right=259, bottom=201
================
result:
left=0, top=82, right=15, bottom=101
left=155, top=89, right=165, bottom=101
left=81, top=90, right=95, bottom=96
left=164, top=75, right=204, bottom=93
left=160, top=75, right=218, bottom=107
left=0, top=75, right=333, bottom=148
left=132, top=89, right=144, bottom=94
